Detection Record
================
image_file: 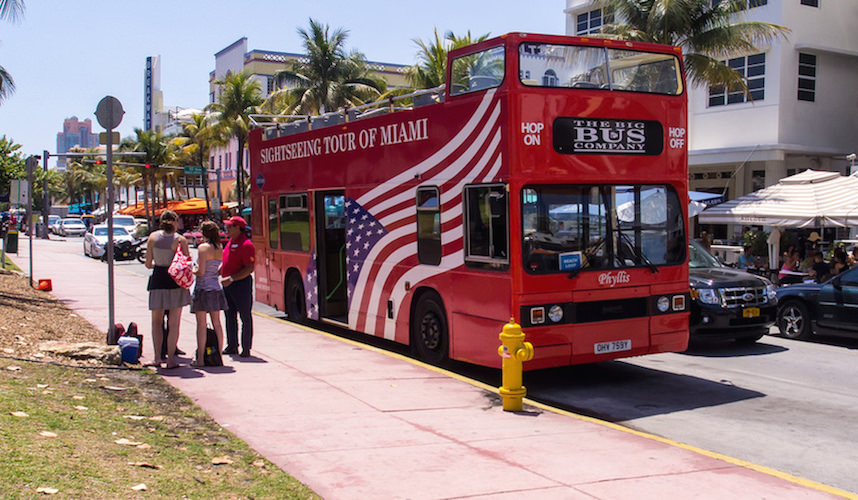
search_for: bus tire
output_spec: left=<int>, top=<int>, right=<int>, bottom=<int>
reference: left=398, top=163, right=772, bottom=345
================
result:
left=411, top=292, right=449, bottom=365
left=285, top=272, right=307, bottom=323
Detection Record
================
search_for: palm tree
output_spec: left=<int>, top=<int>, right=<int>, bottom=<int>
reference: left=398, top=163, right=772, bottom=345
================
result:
left=175, top=113, right=221, bottom=213
left=0, top=0, right=24, bottom=103
left=269, top=18, right=386, bottom=115
left=595, top=0, right=788, bottom=92
left=407, top=29, right=490, bottom=89
left=208, top=72, right=264, bottom=212
left=131, top=128, right=169, bottom=227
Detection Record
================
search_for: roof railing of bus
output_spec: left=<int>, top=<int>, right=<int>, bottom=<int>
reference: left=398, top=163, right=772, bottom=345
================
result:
left=250, top=85, right=445, bottom=139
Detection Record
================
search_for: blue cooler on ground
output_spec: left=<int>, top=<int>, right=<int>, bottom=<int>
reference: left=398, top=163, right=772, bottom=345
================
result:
left=118, top=336, right=140, bottom=363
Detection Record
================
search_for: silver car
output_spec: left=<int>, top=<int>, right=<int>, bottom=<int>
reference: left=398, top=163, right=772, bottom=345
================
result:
left=58, top=218, right=87, bottom=237
left=83, top=224, right=134, bottom=258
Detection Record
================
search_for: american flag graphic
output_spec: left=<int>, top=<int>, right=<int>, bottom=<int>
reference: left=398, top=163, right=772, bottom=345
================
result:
left=305, top=90, right=504, bottom=342
left=345, top=199, right=388, bottom=306
left=304, top=250, right=319, bottom=320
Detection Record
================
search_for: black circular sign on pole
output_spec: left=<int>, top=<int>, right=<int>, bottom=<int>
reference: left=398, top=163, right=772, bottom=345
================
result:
left=95, top=96, right=124, bottom=130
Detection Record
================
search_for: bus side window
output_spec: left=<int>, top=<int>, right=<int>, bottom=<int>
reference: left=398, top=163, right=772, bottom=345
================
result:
left=268, top=197, right=279, bottom=250
left=279, top=193, right=310, bottom=252
left=416, top=186, right=441, bottom=265
left=464, top=184, right=509, bottom=266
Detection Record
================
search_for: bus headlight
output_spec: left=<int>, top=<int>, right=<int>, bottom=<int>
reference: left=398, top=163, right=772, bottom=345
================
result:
left=657, top=296, right=670, bottom=313
left=548, top=305, right=563, bottom=323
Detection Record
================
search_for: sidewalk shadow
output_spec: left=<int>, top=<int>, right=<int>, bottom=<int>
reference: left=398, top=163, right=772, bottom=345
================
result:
left=221, top=354, right=267, bottom=364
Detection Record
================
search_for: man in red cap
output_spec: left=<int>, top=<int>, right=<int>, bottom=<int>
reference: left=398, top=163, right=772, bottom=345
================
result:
left=220, top=216, right=255, bottom=357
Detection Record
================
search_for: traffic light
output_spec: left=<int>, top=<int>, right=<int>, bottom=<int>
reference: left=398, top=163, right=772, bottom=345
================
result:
left=95, top=159, right=104, bottom=165
left=145, top=163, right=152, bottom=170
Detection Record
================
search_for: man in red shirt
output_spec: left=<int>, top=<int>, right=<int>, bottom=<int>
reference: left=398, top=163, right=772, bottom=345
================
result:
left=220, top=216, right=255, bottom=357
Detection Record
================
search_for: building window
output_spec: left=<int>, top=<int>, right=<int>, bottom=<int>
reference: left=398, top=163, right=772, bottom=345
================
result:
left=576, top=8, right=613, bottom=35
left=801, top=0, right=819, bottom=6
left=798, top=53, right=816, bottom=102
left=416, top=187, right=441, bottom=265
left=712, top=0, right=766, bottom=8
left=266, top=76, right=275, bottom=95
left=708, top=53, right=765, bottom=107
left=542, top=69, right=559, bottom=87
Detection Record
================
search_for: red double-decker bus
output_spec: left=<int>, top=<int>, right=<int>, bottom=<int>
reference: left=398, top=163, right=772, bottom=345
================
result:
left=248, top=32, right=689, bottom=369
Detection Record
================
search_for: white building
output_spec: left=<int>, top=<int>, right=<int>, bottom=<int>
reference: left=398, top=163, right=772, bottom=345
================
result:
left=564, top=0, right=858, bottom=239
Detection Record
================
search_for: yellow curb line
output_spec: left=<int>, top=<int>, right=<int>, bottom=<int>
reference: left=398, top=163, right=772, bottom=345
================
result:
left=255, top=310, right=856, bottom=499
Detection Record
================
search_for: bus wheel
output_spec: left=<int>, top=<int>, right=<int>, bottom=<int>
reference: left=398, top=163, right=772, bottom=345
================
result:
left=411, top=293, right=448, bottom=364
left=285, top=273, right=307, bottom=323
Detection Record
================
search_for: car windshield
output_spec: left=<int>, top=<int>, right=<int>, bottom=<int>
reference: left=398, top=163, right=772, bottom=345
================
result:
left=94, top=227, right=129, bottom=237
left=113, top=218, right=135, bottom=226
left=688, top=239, right=721, bottom=268
left=63, top=220, right=85, bottom=227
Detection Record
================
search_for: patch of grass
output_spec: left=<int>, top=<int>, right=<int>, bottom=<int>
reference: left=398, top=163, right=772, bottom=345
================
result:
left=2, top=253, right=21, bottom=272
left=0, top=359, right=319, bottom=499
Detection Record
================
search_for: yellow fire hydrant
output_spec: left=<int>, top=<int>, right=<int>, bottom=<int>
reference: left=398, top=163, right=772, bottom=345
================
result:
left=498, top=318, right=534, bottom=411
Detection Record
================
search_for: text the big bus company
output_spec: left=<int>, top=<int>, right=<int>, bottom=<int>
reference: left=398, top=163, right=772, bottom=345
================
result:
left=260, top=118, right=430, bottom=164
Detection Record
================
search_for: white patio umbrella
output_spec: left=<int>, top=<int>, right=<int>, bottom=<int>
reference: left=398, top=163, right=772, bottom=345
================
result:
left=698, top=170, right=858, bottom=228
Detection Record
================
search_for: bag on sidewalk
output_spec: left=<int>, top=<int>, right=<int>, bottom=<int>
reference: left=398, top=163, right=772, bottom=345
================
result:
left=204, top=327, right=223, bottom=367
left=107, top=323, right=125, bottom=345
left=125, top=322, right=143, bottom=361
left=167, top=250, right=194, bottom=289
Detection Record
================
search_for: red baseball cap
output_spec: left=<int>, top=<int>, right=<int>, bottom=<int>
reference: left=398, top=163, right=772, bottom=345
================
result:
left=224, top=216, right=247, bottom=228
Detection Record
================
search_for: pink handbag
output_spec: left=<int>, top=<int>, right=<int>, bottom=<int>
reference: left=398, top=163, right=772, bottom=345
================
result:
left=167, top=250, right=195, bottom=289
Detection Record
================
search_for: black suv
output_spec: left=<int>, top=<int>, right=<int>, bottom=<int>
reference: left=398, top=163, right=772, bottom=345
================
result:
left=688, top=240, right=777, bottom=343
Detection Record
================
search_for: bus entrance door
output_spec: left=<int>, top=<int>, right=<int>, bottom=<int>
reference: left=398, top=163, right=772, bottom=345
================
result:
left=315, top=191, right=348, bottom=323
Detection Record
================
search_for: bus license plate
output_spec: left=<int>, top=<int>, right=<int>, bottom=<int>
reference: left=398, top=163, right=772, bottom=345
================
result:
left=595, top=339, right=631, bottom=355
left=743, top=307, right=760, bottom=318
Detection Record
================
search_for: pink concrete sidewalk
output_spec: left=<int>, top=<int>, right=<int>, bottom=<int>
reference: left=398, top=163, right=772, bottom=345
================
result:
left=12, top=239, right=852, bottom=499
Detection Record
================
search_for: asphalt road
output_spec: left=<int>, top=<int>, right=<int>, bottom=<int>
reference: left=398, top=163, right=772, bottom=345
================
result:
left=33, top=234, right=858, bottom=495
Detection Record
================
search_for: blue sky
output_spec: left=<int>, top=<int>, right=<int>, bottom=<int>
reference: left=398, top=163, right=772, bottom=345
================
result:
left=0, top=1, right=566, bottom=165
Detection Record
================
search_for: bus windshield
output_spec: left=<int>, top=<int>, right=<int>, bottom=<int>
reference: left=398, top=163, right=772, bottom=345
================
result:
left=522, top=184, right=685, bottom=274
left=519, top=42, right=682, bottom=95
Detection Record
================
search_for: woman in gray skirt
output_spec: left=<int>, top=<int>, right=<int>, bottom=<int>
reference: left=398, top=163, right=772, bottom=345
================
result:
left=190, top=220, right=228, bottom=367
left=145, top=210, right=191, bottom=368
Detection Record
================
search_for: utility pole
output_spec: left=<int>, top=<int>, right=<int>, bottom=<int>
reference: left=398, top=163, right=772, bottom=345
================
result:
left=95, top=96, right=125, bottom=344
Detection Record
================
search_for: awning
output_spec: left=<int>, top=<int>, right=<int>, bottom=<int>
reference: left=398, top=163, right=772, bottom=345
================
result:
left=118, top=198, right=221, bottom=217
left=698, top=170, right=858, bottom=228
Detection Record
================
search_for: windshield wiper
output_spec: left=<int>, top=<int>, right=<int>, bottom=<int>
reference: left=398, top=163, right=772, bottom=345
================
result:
left=619, top=232, right=659, bottom=274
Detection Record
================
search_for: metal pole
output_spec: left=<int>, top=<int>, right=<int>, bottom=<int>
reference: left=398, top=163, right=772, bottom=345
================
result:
left=216, top=167, right=223, bottom=222
left=25, top=156, right=36, bottom=287
left=106, top=129, right=116, bottom=343
left=41, top=152, right=50, bottom=239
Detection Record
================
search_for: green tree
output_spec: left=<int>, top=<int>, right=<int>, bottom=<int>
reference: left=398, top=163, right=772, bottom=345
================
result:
left=0, top=135, right=24, bottom=201
left=0, top=0, right=25, bottom=103
left=208, top=72, right=264, bottom=212
left=595, top=0, right=788, bottom=92
left=407, top=29, right=490, bottom=89
left=270, top=18, right=386, bottom=115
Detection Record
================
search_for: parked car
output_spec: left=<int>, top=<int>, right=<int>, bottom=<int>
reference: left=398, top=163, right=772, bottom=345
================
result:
left=58, top=218, right=87, bottom=237
left=775, top=265, right=858, bottom=340
left=112, top=215, right=137, bottom=231
left=183, top=226, right=228, bottom=247
left=50, top=217, right=65, bottom=234
left=83, top=224, right=135, bottom=259
left=688, top=239, right=778, bottom=344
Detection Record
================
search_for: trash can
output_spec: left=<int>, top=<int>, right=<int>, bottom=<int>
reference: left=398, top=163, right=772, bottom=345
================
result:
left=5, top=230, right=18, bottom=253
